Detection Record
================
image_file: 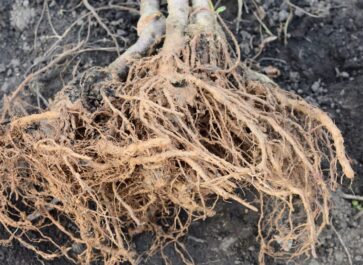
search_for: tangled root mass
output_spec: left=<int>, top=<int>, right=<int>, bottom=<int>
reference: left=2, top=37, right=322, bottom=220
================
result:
left=0, top=25, right=353, bottom=265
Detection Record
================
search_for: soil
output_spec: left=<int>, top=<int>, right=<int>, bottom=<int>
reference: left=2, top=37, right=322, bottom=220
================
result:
left=0, top=0, right=362, bottom=264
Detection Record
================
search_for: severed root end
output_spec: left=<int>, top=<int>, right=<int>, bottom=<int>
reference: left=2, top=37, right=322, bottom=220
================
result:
left=0, top=1, right=353, bottom=265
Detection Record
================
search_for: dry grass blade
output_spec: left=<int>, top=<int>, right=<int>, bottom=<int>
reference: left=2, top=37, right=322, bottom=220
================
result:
left=331, top=222, right=353, bottom=265
left=340, top=193, right=363, bottom=201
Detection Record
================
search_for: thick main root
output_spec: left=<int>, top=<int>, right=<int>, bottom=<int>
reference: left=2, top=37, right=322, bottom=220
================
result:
left=0, top=1, right=353, bottom=265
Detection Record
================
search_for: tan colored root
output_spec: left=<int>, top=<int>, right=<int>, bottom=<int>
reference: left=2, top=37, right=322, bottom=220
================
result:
left=108, top=0, right=166, bottom=79
left=0, top=8, right=353, bottom=265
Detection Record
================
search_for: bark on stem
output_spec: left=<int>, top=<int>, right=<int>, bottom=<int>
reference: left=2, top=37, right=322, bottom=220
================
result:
left=161, top=0, right=190, bottom=55
left=191, top=0, right=215, bottom=31
left=108, top=0, right=165, bottom=79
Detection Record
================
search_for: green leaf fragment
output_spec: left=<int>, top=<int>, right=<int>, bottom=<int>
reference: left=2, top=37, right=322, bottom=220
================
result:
left=216, top=6, right=227, bottom=14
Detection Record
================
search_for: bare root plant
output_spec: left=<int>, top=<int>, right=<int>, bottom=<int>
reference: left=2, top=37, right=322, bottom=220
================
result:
left=0, top=0, right=354, bottom=264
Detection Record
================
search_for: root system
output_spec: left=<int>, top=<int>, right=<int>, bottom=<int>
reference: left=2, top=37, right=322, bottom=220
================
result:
left=0, top=0, right=353, bottom=264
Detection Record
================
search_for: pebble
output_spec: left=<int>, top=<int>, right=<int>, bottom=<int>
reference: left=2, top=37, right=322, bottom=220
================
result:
left=295, top=8, right=305, bottom=17
left=340, top=71, right=350, bottom=78
left=289, top=71, right=300, bottom=82
left=0, top=63, right=5, bottom=73
left=117, top=29, right=127, bottom=37
left=0, top=250, right=4, bottom=260
left=311, top=80, right=321, bottom=92
left=248, top=246, right=255, bottom=251
left=49, top=0, right=56, bottom=7
left=6, top=68, right=13, bottom=77
left=71, top=243, right=85, bottom=254
left=23, top=42, right=31, bottom=51
left=278, top=10, right=289, bottom=22
left=10, top=3, right=36, bottom=31
left=240, top=43, right=251, bottom=55
left=240, top=30, right=252, bottom=40
left=10, top=59, right=20, bottom=67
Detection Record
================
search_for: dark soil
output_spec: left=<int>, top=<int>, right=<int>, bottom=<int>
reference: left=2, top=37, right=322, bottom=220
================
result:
left=0, top=0, right=362, bottom=264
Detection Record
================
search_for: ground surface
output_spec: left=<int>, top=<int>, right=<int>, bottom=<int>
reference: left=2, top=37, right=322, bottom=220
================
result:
left=0, top=0, right=362, bottom=264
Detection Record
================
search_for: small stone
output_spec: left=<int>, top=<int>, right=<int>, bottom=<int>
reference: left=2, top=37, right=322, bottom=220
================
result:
left=0, top=63, right=5, bottom=73
left=49, top=0, right=56, bottom=7
left=23, top=42, right=31, bottom=51
left=240, top=43, right=251, bottom=55
left=289, top=71, right=300, bottom=82
left=6, top=68, right=13, bottom=77
left=355, top=255, right=363, bottom=261
left=10, top=59, right=20, bottom=67
left=311, top=80, right=321, bottom=92
left=71, top=243, right=86, bottom=254
left=117, top=29, right=127, bottom=37
left=278, top=10, right=289, bottom=21
left=0, top=249, right=4, bottom=260
left=240, top=30, right=252, bottom=40
left=340, top=71, right=350, bottom=78
left=10, top=3, right=36, bottom=31
left=248, top=246, right=256, bottom=251
left=295, top=8, right=305, bottom=17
